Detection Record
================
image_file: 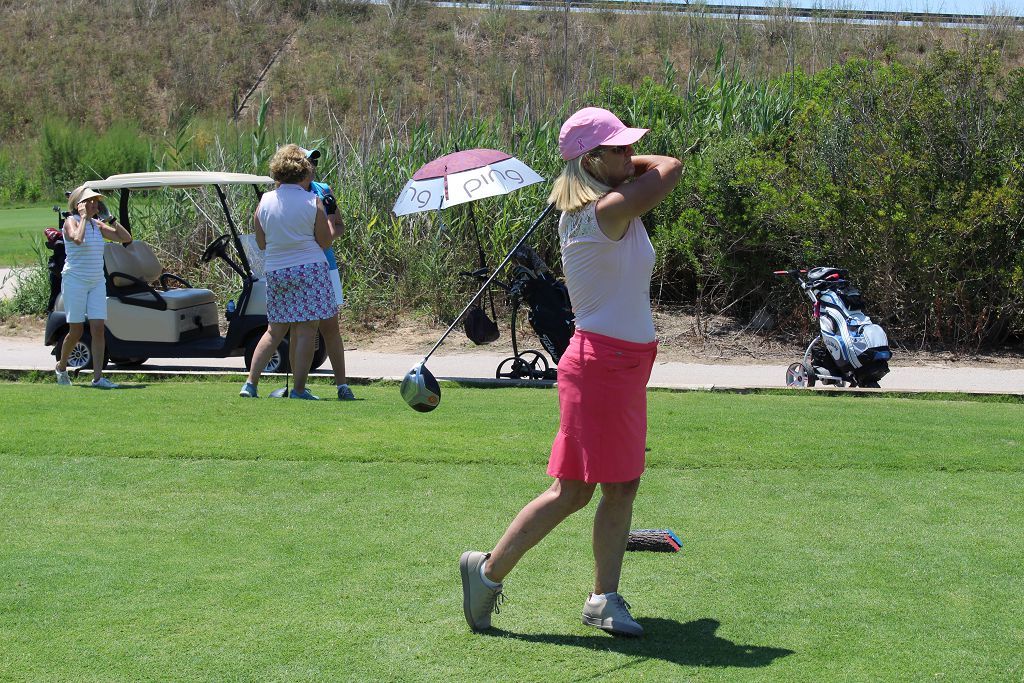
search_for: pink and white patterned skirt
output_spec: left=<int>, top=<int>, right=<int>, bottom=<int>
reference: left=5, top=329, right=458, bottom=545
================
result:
left=265, top=261, right=335, bottom=323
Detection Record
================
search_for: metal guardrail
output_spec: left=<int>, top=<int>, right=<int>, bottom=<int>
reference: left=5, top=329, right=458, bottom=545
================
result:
left=430, top=0, right=1024, bottom=28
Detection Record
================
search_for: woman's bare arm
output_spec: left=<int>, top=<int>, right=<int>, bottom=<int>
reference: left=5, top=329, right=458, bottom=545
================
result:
left=313, top=203, right=331, bottom=249
left=596, top=155, right=682, bottom=241
left=64, top=214, right=86, bottom=245
left=96, top=218, right=132, bottom=244
left=254, top=212, right=266, bottom=251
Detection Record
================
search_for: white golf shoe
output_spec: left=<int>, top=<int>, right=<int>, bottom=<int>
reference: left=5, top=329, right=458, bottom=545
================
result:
left=459, top=551, right=504, bottom=631
left=582, top=592, right=644, bottom=637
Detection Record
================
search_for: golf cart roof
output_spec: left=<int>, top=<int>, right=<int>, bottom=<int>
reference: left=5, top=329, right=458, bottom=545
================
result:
left=86, top=171, right=274, bottom=191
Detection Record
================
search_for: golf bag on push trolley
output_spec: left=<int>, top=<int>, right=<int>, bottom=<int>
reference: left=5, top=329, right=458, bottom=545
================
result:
left=462, top=243, right=575, bottom=381
left=774, top=267, right=892, bottom=388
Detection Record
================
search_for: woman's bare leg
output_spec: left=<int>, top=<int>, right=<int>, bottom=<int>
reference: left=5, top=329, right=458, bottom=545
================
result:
left=485, top=478, right=597, bottom=583
left=318, top=311, right=347, bottom=385
left=58, top=322, right=85, bottom=370
left=289, top=320, right=318, bottom=392
left=245, top=323, right=290, bottom=386
left=592, top=477, right=641, bottom=594
left=88, top=319, right=106, bottom=381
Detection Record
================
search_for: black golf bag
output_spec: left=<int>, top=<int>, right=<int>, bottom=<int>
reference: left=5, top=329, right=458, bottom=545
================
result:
left=494, top=244, right=575, bottom=380
left=44, top=209, right=68, bottom=313
left=510, top=244, right=574, bottom=362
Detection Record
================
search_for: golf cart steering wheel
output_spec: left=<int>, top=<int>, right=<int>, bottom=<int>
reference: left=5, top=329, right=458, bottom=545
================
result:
left=202, top=234, right=233, bottom=263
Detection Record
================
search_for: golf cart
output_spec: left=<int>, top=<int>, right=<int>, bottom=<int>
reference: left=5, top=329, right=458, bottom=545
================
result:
left=44, top=171, right=328, bottom=374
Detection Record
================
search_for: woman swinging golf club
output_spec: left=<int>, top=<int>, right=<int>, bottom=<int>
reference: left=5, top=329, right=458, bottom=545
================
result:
left=460, top=107, right=682, bottom=636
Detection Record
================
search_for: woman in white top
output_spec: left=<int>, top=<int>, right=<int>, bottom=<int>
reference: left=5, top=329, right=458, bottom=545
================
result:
left=460, top=107, right=682, bottom=637
left=55, top=185, right=132, bottom=389
left=239, top=144, right=333, bottom=400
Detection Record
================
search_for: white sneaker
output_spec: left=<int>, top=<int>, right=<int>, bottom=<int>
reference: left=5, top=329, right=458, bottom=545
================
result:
left=90, top=377, right=119, bottom=390
left=582, top=592, right=644, bottom=637
left=55, top=366, right=72, bottom=386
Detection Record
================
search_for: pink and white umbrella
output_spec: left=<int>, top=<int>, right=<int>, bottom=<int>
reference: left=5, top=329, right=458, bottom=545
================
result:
left=392, top=148, right=544, bottom=216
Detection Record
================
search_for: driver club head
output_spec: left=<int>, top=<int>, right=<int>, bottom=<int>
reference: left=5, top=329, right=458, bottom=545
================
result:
left=400, top=362, right=441, bottom=412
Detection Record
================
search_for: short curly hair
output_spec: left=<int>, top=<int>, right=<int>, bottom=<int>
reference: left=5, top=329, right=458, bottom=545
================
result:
left=269, top=144, right=313, bottom=185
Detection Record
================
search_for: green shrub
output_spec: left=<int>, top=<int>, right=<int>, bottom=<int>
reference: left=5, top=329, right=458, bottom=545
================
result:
left=40, top=120, right=152, bottom=195
left=0, top=150, right=43, bottom=205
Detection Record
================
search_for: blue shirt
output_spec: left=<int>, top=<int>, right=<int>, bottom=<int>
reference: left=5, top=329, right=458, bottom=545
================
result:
left=310, top=181, right=338, bottom=270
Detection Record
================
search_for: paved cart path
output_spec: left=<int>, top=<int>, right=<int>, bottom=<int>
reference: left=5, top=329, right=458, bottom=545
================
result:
left=3, top=334, right=1022, bottom=394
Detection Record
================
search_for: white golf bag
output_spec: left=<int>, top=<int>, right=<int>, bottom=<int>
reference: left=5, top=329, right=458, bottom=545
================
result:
left=777, top=267, right=892, bottom=388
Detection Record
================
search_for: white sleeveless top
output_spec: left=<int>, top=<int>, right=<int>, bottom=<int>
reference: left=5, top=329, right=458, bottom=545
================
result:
left=256, top=184, right=327, bottom=273
left=62, top=217, right=106, bottom=285
left=558, top=201, right=656, bottom=343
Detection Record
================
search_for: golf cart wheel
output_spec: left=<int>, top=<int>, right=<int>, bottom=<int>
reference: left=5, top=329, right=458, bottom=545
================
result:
left=310, top=332, right=328, bottom=371
left=244, top=335, right=290, bottom=374
left=110, top=356, right=148, bottom=368
left=785, top=361, right=810, bottom=388
left=54, top=330, right=107, bottom=372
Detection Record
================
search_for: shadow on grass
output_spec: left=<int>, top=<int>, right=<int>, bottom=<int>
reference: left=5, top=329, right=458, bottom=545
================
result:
left=486, top=617, right=794, bottom=669
left=63, top=383, right=150, bottom=390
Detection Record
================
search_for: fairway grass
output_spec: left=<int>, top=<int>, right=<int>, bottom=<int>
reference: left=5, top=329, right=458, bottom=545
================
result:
left=0, top=205, right=55, bottom=267
left=1, top=383, right=1022, bottom=681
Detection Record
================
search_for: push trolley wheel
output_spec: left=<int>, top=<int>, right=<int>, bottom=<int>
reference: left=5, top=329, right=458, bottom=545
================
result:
left=496, top=351, right=551, bottom=380
left=785, top=361, right=811, bottom=388
left=496, top=356, right=532, bottom=380
left=517, top=350, right=549, bottom=379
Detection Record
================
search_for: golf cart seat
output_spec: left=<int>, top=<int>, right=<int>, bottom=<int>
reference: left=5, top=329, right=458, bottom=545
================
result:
left=104, top=240, right=216, bottom=311
left=102, top=240, right=220, bottom=344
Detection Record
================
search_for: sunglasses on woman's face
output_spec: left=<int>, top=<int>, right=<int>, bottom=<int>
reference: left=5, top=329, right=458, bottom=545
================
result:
left=590, top=145, right=630, bottom=157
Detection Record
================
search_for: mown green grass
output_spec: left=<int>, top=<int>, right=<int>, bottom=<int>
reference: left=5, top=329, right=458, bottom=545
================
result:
left=0, top=205, right=55, bottom=266
left=1, top=382, right=1022, bottom=681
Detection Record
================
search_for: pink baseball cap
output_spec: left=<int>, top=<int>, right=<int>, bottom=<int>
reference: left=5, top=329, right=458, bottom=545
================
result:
left=558, top=107, right=649, bottom=160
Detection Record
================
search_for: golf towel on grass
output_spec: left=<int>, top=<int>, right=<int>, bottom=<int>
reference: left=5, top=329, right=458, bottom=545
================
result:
left=548, top=330, right=658, bottom=483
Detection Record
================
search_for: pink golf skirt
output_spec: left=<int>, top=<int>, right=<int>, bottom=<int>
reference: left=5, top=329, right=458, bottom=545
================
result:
left=548, top=330, right=658, bottom=484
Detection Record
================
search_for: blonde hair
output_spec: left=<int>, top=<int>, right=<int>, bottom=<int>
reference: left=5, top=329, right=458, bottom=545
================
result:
left=547, top=155, right=613, bottom=213
left=269, top=144, right=313, bottom=185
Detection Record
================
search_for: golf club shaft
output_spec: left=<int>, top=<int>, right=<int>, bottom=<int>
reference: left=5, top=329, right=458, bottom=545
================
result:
left=420, top=202, right=556, bottom=365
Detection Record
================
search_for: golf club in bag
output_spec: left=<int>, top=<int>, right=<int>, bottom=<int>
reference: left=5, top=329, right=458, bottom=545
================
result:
left=775, top=267, right=892, bottom=388
left=401, top=203, right=556, bottom=412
